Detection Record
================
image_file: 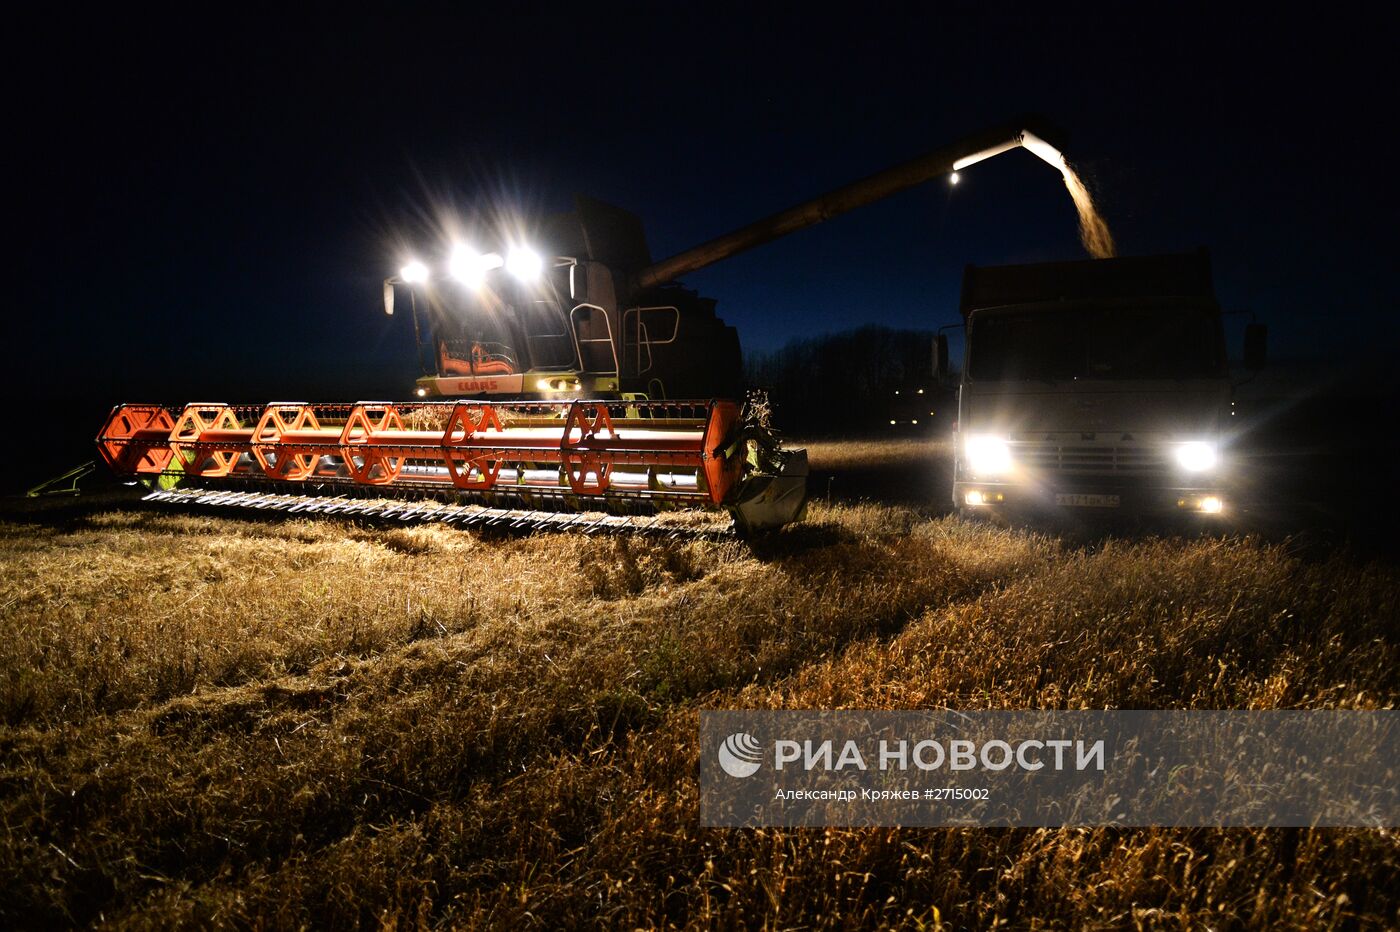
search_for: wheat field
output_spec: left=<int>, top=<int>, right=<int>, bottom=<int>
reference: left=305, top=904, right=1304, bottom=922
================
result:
left=1, top=440, right=1397, bottom=928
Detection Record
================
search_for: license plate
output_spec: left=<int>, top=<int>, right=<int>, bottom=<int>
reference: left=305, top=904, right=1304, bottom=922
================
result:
left=1055, top=493, right=1120, bottom=508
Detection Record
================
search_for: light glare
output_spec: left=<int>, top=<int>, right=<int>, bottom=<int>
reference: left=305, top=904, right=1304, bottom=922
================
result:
left=506, top=247, right=543, bottom=281
left=449, top=244, right=479, bottom=283
left=449, top=244, right=489, bottom=284
left=965, top=435, right=1012, bottom=475
left=399, top=261, right=429, bottom=284
left=1175, top=441, right=1218, bottom=472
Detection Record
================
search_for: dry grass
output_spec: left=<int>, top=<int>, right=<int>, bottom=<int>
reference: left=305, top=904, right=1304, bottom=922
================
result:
left=1, top=442, right=1397, bottom=928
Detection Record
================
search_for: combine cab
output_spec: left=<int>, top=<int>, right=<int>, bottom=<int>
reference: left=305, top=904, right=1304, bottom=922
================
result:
left=390, top=196, right=744, bottom=403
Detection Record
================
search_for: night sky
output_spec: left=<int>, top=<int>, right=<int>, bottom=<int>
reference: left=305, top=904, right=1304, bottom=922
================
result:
left=7, top=7, right=1397, bottom=481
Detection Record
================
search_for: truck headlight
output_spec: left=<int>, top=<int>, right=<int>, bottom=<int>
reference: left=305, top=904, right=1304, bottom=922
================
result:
left=965, top=435, right=1012, bottom=475
left=1175, top=441, right=1218, bottom=472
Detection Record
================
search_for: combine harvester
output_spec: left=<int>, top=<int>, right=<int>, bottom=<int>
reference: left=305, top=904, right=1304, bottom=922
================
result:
left=96, top=117, right=1077, bottom=536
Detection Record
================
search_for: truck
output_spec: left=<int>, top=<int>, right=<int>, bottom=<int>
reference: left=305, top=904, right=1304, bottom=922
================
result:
left=939, top=251, right=1266, bottom=518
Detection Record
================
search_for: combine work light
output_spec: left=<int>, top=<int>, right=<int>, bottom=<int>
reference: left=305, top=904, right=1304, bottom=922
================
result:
left=506, top=246, right=543, bottom=281
left=449, top=245, right=503, bottom=285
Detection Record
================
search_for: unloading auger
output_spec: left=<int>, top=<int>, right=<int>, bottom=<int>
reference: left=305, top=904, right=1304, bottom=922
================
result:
left=96, top=398, right=809, bottom=534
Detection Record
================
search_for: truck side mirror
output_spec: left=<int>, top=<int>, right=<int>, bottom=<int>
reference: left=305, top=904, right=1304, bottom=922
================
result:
left=382, top=280, right=395, bottom=316
left=1243, top=322, right=1267, bottom=371
left=934, top=334, right=950, bottom=383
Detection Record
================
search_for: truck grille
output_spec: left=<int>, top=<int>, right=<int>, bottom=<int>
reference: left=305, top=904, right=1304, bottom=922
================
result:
left=1013, top=441, right=1170, bottom=475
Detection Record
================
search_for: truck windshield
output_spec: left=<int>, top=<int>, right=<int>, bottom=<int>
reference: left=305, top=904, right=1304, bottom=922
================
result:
left=968, top=307, right=1225, bottom=382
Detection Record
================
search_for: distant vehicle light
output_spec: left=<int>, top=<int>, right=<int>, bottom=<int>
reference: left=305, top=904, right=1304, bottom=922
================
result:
left=1175, top=441, right=1218, bottom=472
left=965, top=435, right=1012, bottom=475
left=949, top=172, right=961, bottom=185
left=506, top=246, right=543, bottom=281
left=399, top=260, right=429, bottom=284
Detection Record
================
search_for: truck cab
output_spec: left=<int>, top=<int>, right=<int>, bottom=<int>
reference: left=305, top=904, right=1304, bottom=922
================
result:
left=949, top=252, right=1247, bottom=518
